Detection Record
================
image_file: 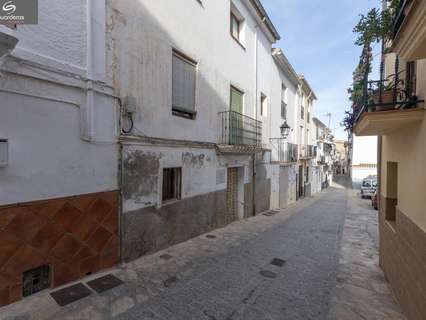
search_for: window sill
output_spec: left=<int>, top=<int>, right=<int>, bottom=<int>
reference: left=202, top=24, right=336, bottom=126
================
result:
left=172, top=107, right=197, bottom=120
left=231, top=35, right=246, bottom=51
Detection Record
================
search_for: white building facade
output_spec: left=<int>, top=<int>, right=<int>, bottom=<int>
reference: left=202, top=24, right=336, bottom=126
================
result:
left=109, top=0, right=281, bottom=261
left=0, top=1, right=119, bottom=306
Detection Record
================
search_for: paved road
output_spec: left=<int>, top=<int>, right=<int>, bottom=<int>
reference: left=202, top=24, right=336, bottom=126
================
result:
left=2, top=180, right=402, bottom=320
left=115, top=187, right=347, bottom=320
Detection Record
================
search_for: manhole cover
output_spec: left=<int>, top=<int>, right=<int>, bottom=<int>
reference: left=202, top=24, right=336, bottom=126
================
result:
left=206, top=234, right=216, bottom=239
left=163, top=276, right=179, bottom=287
left=50, top=283, right=92, bottom=306
left=160, top=254, right=173, bottom=260
left=270, top=258, right=286, bottom=267
left=86, top=274, right=123, bottom=293
left=259, top=270, right=277, bottom=279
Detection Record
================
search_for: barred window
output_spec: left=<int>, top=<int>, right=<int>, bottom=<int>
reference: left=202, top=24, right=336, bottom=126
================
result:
left=162, top=168, right=182, bottom=202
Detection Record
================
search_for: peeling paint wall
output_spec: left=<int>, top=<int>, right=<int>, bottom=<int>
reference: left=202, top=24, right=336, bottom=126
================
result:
left=121, top=145, right=252, bottom=212
left=121, top=144, right=253, bottom=260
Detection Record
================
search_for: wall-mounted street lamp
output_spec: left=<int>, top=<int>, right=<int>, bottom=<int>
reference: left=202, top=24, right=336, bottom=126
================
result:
left=280, top=121, right=291, bottom=139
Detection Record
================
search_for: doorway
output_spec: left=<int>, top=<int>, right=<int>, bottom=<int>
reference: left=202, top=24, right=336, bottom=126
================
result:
left=298, top=165, right=304, bottom=199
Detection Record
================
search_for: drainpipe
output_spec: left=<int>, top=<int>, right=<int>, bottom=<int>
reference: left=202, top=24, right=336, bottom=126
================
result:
left=377, top=135, right=382, bottom=266
left=252, top=16, right=266, bottom=216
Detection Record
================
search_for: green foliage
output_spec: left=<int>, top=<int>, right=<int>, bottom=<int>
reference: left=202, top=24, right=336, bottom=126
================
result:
left=344, top=0, right=400, bottom=132
left=353, top=0, right=400, bottom=46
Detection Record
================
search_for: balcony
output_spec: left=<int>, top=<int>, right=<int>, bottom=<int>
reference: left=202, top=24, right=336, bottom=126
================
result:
left=217, top=111, right=263, bottom=154
left=353, top=71, right=424, bottom=136
left=299, top=144, right=317, bottom=159
left=392, top=0, right=426, bottom=59
left=270, top=139, right=298, bottom=164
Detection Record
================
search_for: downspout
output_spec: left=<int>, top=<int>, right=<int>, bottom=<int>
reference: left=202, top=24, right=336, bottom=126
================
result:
left=85, top=0, right=96, bottom=141
left=252, top=16, right=266, bottom=216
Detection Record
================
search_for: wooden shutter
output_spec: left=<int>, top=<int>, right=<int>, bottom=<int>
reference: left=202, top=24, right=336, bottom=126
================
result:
left=172, top=51, right=196, bottom=112
left=230, top=87, right=243, bottom=113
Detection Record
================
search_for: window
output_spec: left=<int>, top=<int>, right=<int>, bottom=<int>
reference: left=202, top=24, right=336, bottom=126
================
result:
left=281, top=84, right=287, bottom=119
left=172, top=50, right=197, bottom=119
left=307, top=111, right=310, bottom=123
left=162, top=167, right=182, bottom=202
left=231, top=13, right=241, bottom=41
left=230, top=86, right=244, bottom=113
left=405, top=61, right=416, bottom=97
left=281, top=101, right=287, bottom=119
left=260, top=93, right=267, bottom=116
left=230, top=4, right=245, bottom=47
left=301, top=106, right=305, bottom=119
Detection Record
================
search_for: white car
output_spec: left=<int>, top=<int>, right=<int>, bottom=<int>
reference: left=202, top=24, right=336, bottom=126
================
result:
left=361, top=177, right=377, bottom=199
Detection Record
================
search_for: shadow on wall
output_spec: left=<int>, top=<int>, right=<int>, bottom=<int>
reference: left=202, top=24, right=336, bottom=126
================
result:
left=110, top=0, right=236, bottom=143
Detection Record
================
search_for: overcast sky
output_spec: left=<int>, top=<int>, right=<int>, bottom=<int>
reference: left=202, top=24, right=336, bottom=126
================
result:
left=262, top=0, right=381, bottom=140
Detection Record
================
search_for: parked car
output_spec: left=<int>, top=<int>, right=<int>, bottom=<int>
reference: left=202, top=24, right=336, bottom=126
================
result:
left=361, top=176, right=377, bottom=199
left=371, top=190, right=378, bottom=210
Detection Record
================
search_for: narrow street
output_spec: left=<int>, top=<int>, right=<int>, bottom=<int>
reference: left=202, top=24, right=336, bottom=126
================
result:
left=0, top=179, right=403, bottom=320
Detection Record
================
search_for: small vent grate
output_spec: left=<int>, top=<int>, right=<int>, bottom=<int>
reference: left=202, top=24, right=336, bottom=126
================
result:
left=23, top=265, right=50, bottom=297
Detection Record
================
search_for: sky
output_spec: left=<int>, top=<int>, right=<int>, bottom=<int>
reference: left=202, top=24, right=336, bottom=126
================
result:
left=261, top=0, right=381, bottom=140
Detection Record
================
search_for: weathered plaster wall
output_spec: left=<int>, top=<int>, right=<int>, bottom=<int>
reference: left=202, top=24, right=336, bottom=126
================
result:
left=279, top=165, right=297, bottom=208
left=121, top=144, right=254, bottom=260
left=121, top=146, right=246, bottom=212
left=122, top=190, right=227, bottom=261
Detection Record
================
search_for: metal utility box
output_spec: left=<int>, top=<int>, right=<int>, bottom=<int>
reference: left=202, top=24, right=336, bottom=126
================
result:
left=124, top=96, right=137, bottom=114
left=0, top=139, right=8, bottom=167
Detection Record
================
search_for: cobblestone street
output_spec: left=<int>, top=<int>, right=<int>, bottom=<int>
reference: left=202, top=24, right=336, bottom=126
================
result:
left=0, top=179, right=404, bottom=320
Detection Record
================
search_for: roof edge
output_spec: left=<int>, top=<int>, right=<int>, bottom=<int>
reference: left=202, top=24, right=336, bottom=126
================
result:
left=298, top=75, right=317, bottom=100
left=249, top=0, right=281, bottom=41
left=272, top=48, right=299, bottom=87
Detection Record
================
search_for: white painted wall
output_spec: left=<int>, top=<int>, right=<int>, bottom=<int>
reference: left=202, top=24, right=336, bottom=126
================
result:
left=109, top=0, right=277, bottom=143
left=0, top=0, right=118, bottom=205
left=352, top=135, right=378, bottom=165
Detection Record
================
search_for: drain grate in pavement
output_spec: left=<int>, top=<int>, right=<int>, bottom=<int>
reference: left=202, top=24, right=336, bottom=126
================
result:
left=206, top=234, right=217, bottom=239
left=259, top=270, right=277, bottom=279
left=86, top=274, right=123, bottom=293
left=50, top=283, right=92, bottom=306
left=159, top=254, right=173, bottom=260
left=163, top=276, right=179, bottom=287
left=270, top=258, right=286, bottom=267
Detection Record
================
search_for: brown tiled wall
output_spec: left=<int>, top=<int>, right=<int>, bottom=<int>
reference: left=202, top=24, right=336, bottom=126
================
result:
left=379, top=195, right=426, bottom=320
left=0, top=191, right=119, bottom=307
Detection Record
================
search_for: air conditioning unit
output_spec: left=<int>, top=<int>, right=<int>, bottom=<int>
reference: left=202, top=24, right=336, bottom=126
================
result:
left=0, top=139, right=8, bottom=167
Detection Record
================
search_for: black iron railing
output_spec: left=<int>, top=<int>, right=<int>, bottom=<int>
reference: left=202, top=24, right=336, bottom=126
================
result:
left=393, top=0, right=411, bottom=39
left=300, top=145, right=317, bottom=159
left=354, top=55, right=424, bottom=124
left=219, top=111, right=262, bottom=146
left=270, top=139, right=298, bottom=163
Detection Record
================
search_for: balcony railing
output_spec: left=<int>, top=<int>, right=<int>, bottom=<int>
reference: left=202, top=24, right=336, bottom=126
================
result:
left=393, top=0, right=411, bottom=39
left=270, top=139, right=298, bottom=163
left=354, top=56, right=424, bottom=125
left=299, top=145, right=317, bottom=159
left=219, top=111, right=262, bottom=146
